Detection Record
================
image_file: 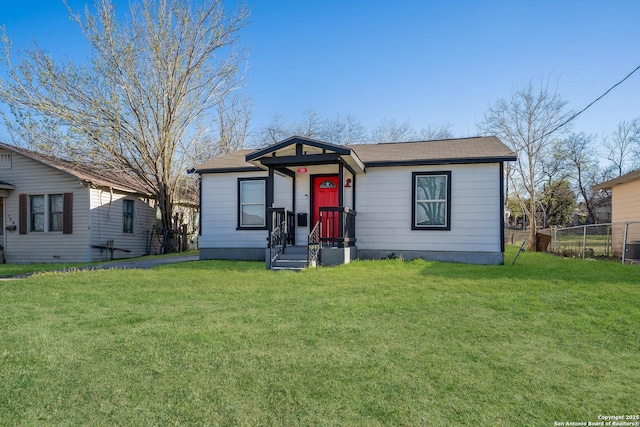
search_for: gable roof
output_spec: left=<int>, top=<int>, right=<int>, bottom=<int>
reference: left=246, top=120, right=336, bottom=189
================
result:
left=194, top=135, right=516, bottom=173
left=245, top=136, right=366, bottom=173
left=0, top=142, right=153, bottom=196
left=593, top=168, right=640, bottom=191
left=246, top=136, right=352, bottom=161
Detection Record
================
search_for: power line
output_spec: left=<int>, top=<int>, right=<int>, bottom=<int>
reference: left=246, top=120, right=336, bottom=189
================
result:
left=548, top=64, right=640, bottom=136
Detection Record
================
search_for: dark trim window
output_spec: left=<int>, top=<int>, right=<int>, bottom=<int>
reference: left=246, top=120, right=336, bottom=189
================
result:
left=412, top=171, right=451, bottom=230
left=30, top=195, right=45, bottom=232
left=238, top=178, right=267, bottom=229
left=49, top=194, right=63, bottom=232
left=123, top=199, right=134, bottom=233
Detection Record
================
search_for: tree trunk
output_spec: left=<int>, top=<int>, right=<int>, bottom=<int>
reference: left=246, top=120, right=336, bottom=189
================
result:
left=528, top=197, right=538, bottom=251
left=157, top=188, right=177, bottom=254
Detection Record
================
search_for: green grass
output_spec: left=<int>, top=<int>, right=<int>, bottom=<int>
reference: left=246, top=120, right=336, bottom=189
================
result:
left=0, top=250, right=198, bottom=277
left=1, top=247, right=639, bottom=426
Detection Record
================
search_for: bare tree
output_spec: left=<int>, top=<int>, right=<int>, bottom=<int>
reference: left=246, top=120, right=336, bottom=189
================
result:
left=257, top=113, right=289, bottom=146
left=602, top=119, right=639, bottom=176
left=255, top=112, right=451, bottom=146
left=481, top=78, right=572, bottom=250
left=418, top=122, right=454, bottom=140
left=320, top=114, right=368, bottom=145
left=292, top=109, right=323, bottom=139
left=370, top=117, right=416, bottom=143
left=0, top=0, right=249, bottom=251
left=558, top=133, right=602, bottom=223
left=255, top=110, right=367, bottom=146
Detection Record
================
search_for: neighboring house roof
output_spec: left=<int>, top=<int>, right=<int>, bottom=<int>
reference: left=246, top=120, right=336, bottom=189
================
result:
left=0, top=141, right=153, bottom=196
left=194, top=135, right=516, bottom=173
left=593, top=169, right=640, bottom=190
left=0, top=181, right=16, bottom=190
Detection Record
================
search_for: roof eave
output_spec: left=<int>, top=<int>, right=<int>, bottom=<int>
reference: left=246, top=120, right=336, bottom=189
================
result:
left=364, top=155, right=518, bottom=168
left=196, top=166, right=264, bottom=174
left=593, top=169, right=640, bottom=190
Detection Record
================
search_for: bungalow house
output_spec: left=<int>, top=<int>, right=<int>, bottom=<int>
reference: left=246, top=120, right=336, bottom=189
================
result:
left=593, top=169, right=640, bottom=258
left=0, top=142, right=163, bottom=263
left=194, top=135, right=516, bottom=268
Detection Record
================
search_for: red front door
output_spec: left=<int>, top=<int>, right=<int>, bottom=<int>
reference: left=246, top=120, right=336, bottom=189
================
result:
left=312, top=175, right=339, bottom=231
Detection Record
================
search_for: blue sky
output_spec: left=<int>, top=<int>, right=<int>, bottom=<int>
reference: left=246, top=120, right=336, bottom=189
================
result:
left=1, top=0, right=639, bottom=141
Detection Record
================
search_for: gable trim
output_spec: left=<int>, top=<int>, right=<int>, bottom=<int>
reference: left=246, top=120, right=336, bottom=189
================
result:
left=246, top=136, right=351, bottom=162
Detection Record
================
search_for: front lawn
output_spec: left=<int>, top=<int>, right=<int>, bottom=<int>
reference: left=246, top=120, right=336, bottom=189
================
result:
left=1, top=248, right=638, bottom=425
left=0, top=250, right=199, bottom=278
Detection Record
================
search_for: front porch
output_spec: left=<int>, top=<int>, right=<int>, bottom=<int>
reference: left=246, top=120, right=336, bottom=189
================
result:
left=267, top=206, right=357, bottom=270
left=242, top=137, right=364, bottom=270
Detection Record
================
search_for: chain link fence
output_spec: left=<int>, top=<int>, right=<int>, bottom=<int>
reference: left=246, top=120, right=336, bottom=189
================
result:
left=508, top=222, right=640, bottom=263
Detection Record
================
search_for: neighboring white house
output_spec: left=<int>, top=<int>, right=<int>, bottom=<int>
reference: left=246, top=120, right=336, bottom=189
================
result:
left=194, top=135, right=516, bottom=267
left=0, top=142, right=162, bottom=263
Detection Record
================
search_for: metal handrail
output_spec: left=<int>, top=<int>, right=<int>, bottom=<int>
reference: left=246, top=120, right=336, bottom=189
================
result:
left=269, top=222, right=286, bottom=269
left=307, top=220, right=321, bottom=269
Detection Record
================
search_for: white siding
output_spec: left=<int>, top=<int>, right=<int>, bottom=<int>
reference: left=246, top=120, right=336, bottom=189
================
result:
left=200, top=166, right=351, bottom=249
left=0, top=149, right=92, bottom=263
left=355, top=164, right=501, bottom=253
left=200, top=171, right=269, bottom=248
left=89, top=189, right=159, bottom=261
left=200, top=163, right=502, bottom=256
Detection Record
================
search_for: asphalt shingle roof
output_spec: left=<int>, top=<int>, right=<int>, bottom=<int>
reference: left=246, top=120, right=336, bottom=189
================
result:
left=0, top=142, right=153, bottom=196
left=195, top=136, right=516, bottom=172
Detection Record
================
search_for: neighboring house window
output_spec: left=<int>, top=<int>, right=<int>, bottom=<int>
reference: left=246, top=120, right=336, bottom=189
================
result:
left=30, top=195, right=45, bottom=232
left=238, top=178, right=266, bottom=228
left=412, top=171, right=451, bottom=230
left=123, top=199, right=134, bottom=233
left=19, top=193, right=73, bottom=235
left=0, top=153, right=11, bottom=168
left=49, top=194, right=63, bottom=232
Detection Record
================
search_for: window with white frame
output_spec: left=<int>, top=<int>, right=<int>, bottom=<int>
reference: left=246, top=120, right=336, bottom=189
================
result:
left=30, top=195, right=45, bottom=232
left=0, top=153, right=12, bottom=168
left=49, top=194, right=63, bottom=232
left=412, top=171, right=451, bottom=230
left=20, top=193, right=72, bottom=234
left=238, top=178, right=266, bottom=228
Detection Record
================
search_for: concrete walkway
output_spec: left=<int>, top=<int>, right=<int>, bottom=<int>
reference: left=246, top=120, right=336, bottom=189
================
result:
left=0, top=254, right=200, bottom=280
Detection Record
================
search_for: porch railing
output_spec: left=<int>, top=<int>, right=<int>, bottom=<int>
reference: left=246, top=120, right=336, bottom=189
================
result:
left=319, top=207, right=357, bottom=248
left=267, top=208, right=295, bottom=267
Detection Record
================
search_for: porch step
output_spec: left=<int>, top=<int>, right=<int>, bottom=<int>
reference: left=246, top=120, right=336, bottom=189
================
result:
left=282, top=245, right=308, bottom=255
left=272, top=247, right=308, bottom=271
left=272, top=259, right=308, bottom=271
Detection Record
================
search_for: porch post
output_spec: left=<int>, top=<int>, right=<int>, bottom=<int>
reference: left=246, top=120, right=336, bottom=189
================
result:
left=338, top=162, right=344, bottom=206
left=292, top=173, right=296, bottom=217
left=338, top=162, right=344, bottom=247
left=352, top=173, right=356, bottom=211
left=267, top=166, right=275, bottom=208
left=267, top=166, right=274, bottom=235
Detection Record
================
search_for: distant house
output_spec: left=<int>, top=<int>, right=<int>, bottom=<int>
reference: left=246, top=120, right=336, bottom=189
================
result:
left=0, top=142, right=163, bottom=263
left=194, top=135, right=516, bottom=268
left=593, top=169, right=640, bottom=257
left=593, top=169, right=640, bottom=223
